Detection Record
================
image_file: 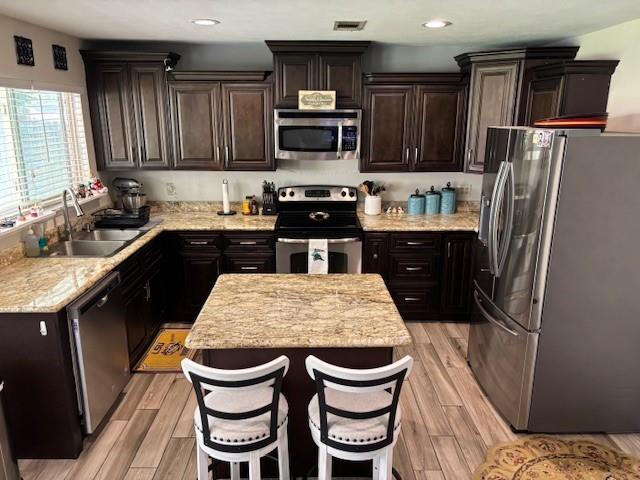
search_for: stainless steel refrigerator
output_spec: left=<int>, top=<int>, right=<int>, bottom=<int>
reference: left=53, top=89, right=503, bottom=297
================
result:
left=468, top=127, right=640, bottom=432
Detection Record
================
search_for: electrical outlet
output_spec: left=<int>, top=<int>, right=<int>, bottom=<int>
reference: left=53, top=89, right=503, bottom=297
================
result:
left=166, top=182, right=177, bottom=198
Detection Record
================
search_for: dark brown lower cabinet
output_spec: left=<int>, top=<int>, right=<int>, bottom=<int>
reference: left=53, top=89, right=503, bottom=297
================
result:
left=363, top=231, right=475, bottom=321
left=0, top=311, right=83, bottom=459
left=178, top=250, right=222, bottom=323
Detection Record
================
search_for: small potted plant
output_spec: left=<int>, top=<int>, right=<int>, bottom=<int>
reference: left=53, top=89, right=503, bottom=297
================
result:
left=359, top=181, right=385, bottom=215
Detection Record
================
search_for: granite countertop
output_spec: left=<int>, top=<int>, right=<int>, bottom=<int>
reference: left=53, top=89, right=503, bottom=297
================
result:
left=185, top=274, right=412, bottom=349
left=0, top=203, right=478, bottom=314
left=0, top=211, right=277, bottom=313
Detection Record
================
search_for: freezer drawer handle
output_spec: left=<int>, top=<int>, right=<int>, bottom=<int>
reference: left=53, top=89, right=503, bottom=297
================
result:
left=473, top=290, right=519, bottom=337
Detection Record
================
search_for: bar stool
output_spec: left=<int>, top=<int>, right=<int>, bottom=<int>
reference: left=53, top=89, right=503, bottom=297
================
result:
left=305, top=355, right=413, bottom=480
left=181, top=356, right=291, bottom=480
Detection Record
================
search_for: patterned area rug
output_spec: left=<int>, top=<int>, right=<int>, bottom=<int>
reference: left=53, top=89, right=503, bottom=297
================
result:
left=474, top=435, right=640, bottom=479
left=134, top=328, right=197, bottom=373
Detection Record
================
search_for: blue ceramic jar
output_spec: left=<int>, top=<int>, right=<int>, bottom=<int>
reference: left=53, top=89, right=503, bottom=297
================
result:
left=407, top=189, right=426, bottom=215
left=440, top=182, right=457, bottom=215
left=425, top=186, right=441, bottom=215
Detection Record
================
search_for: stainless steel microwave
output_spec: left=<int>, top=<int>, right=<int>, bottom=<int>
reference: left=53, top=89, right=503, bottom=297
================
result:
left=274, top=109, right=361, bottom=160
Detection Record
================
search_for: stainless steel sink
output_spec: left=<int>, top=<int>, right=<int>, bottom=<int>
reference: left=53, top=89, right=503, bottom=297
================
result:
left=48, top=240, right=128, bottom=258
left=74, top=229, right=143, bottom=242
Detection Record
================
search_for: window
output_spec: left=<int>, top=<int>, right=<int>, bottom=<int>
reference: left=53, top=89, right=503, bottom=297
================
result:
left=0, top=86, right=91, bottom=218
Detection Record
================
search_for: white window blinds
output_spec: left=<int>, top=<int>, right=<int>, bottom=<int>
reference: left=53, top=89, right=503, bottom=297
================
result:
left=0, top=86, right=91, bottom=218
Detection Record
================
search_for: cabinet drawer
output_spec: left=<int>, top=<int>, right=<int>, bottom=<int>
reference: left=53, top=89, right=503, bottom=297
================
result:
left=224, top=254, right=275, bottom=273
left=177, top=232, right=221, bottom=250
left=224, top=233, right=274, bottom=250
left=390, top=286, right=440, bottom=316
left=390, top=233, right=440, bottom=251
left=389, top=253, right=440, bottom=282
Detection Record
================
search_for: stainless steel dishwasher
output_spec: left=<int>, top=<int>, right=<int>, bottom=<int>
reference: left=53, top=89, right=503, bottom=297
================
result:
left=68, top=272, right=130, bottom=434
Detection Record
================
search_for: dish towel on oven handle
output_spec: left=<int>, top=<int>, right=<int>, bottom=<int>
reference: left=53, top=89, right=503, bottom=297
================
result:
left=308, top=238, right=329, bottom=274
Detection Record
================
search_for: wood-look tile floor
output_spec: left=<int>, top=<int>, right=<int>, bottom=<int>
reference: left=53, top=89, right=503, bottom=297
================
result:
left=19, top=322, right=640, bottom=480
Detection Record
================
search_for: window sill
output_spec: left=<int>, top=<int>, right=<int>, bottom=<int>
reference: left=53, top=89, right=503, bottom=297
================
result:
left=0, top=191, right=110, bottom=239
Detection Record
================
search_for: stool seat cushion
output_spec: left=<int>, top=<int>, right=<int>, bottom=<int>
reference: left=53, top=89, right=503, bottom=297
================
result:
left=308, top=389, right=401, bottom=444
left=194, top=387, right=288, bottom=445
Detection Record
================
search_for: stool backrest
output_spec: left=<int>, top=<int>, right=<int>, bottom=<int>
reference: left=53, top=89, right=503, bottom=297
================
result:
left=305, top=355, right=413, bottom=453
left=182, top=356, right=289, bottom=453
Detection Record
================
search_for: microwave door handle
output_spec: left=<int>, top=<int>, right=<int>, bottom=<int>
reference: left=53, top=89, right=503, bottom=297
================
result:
left=337, top=123, right=343, bottom=160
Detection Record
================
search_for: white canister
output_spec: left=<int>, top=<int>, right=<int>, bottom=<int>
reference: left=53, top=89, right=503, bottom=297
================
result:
left=364, top=195, right=382, bottom=215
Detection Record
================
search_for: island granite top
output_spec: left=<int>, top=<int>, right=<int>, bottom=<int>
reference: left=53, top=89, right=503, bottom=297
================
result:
left=185, top=274, right=412, bottom=349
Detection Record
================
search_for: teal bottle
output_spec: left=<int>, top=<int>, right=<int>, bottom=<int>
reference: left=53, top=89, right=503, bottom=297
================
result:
left=425, top=186, right=441, bottom=215
left=440, top=182, right=457, bottom=215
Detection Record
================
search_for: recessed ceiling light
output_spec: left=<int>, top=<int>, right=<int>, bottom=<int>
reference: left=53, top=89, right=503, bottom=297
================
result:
left=192, top=18, right=220, bottom=26
left=422, top=19, right=452, bottom=29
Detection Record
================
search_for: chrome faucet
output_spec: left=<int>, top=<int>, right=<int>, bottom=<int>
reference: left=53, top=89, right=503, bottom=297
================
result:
left=61, top=188, right=84, bottom=240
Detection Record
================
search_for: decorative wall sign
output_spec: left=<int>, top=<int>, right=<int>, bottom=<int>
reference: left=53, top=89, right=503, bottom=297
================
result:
left=14, top=36, right=34, bottom=66
left=298, top=90, right=336, bottom=110
left=52, top=44, right=68, bottom=70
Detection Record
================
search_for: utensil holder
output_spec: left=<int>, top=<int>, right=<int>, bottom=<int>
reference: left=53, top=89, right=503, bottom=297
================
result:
left=364, top=195, right=382, bottom=215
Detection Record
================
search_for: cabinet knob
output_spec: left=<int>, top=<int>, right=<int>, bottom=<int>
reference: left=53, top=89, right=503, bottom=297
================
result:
left=373, top=253, right=379, bottom=259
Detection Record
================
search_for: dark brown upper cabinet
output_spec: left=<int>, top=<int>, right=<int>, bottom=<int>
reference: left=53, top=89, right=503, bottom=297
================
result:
left=169, top=82, right=222, bottom=170
left=266, top=41, right=370, bottom=108
left=82, top=51, right=179, bottom=171
left=523, top=60, right=619, bottom=126
left=221, top=83, right=274, bottom=170
left=361, top=74, right=466, bottom=173
left=169, top=71, right=274, bottom=171
left=455, top=47, right=579, bottom=173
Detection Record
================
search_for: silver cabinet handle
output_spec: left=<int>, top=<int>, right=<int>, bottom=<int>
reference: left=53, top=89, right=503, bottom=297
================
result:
left=473, top=290, right=518, bottom=337
left=240, top=266, right=259, bottom=270
left=406, top=241, right=424, bottom=246
left=405, top=147, right=410, bottom=161
left=467, top=148, right=473, bottom=161
left=224, top=145, right=229, bottom=167
left=189, top=240, right=209, bottom=245
left=404, top=297, right=422, bottom=302
left=216, top=146, right=220, bottom=163
left=239, top=241, right=258, bottom=245
left=405, top=266, right=423, bottom=271
left=447, top=241, right=452, bottom=259
left=414, top=147, right=419, bottom=162
left=96, top=294, right=109, bottom=308
left=144, top=282, right=151, bottom=302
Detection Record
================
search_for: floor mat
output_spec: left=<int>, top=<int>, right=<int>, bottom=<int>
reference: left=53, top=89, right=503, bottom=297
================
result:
left=474, top=435, right=640, bottom=479
left=134, top=328, right=197, bottom=373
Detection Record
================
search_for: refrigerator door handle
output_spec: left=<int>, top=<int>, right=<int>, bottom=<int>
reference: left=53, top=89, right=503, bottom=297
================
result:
left=496, top=162, right=515, bottom=277
left=488, top=161, right=508, bottom=275
left=474, top=290, right=519, bottom=337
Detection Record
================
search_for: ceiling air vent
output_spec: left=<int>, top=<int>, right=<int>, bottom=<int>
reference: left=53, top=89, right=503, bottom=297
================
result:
left=333, top=20, right=367, bottom=32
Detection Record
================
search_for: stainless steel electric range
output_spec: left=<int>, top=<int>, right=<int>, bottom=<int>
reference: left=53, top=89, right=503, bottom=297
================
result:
left=275, top=185, right=362, bottom=274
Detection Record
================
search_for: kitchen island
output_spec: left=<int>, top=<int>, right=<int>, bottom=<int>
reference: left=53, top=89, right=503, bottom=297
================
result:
left=185, top=273, right=412, bottom=477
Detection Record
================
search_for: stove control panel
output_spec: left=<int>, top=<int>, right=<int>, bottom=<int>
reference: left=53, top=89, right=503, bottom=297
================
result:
left=277, top=185, right=358, bottom=202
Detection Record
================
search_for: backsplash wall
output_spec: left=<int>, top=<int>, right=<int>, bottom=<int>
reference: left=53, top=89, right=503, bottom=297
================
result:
left=100, top=160, right=482, bottom=203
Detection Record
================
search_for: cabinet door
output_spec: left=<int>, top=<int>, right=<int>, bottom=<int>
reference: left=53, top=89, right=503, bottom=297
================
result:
left=273, top=53, right=317, bottom=107
left=179, top=251, right=221, bottom=322
left=465, top=61, right=520, bottom=173
left=441, top=234, right=474, bottom=315
left=361, top=85, right=413, bottom=172
left=362, top=233, right=389, bottom=279
left=221, top=83, right=274, bottom=171
left=413, top=85, right=465, bottom=171
left=169, top=82, right=222, bottom=170
left=319, top=53, right=362, bottom=108
left=147, top=265, right=166, bottom=337
left=123, top=278, right=149, bottom=362
left=524, top=77, right=562, bottom=126
left=89, top=63, right=137, bottom=170
left=129, top=63, right=171, bottom=169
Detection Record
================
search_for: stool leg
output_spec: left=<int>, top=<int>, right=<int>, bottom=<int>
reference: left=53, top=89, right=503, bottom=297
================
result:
left=318, top=444, right=332, bottom=480
left=278, top=429, right=290, bottom=480
left=249, top=451, right=261, bottom=480
left=379, top=447, right=393, bottom=480
left=231, top=461, right=241, bottom=480
left=373, top=456, right=381, bottom=480
left=196, top=443, right=209, bottom=480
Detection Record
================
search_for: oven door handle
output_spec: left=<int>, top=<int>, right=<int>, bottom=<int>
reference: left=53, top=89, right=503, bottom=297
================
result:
left=277, top=237, right=361, bottom=244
